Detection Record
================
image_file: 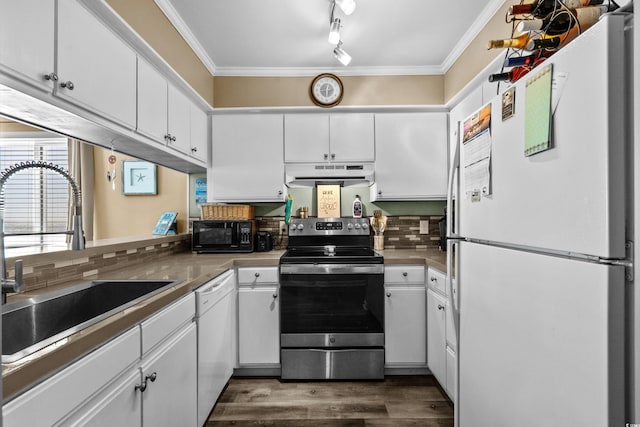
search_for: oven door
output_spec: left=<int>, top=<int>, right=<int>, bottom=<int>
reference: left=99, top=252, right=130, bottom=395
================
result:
left=279, top=264, right=384, bottom=347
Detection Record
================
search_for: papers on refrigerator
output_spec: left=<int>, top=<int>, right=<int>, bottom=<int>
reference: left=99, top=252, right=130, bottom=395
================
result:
left=462, top=103, right=492, bottom=200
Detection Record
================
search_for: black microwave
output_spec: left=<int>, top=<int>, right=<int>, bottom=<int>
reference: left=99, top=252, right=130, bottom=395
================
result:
left=192, top=220, right=255, bottom=253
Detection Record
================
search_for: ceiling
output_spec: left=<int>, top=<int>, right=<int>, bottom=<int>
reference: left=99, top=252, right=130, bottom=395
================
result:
left=155, top=0, right=504, bottom=77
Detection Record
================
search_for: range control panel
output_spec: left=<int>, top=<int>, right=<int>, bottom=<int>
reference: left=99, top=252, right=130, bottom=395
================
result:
left=289, top=218, right=370, bottom=236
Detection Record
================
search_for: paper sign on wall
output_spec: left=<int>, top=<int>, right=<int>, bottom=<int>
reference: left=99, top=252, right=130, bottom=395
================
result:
left=317, top=185, right=341, bottom=218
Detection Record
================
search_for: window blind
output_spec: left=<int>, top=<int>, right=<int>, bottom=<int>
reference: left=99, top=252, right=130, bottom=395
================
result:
left=0, top=137, right=69, bottom=252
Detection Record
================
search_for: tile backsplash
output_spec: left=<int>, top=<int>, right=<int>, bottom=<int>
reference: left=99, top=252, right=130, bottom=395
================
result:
left=254, top=215, right=444, bottom=250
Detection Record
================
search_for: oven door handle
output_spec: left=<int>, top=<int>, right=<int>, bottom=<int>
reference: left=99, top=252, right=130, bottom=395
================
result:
left=279, top=264, right=384, bottom=275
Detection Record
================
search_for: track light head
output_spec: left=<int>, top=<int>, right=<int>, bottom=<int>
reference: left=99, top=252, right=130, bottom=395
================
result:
left=328, top=18, right=341, bottom=44
left=336, top=0, right=356, bottom=15
left=333, top=43, right=352, bottom=66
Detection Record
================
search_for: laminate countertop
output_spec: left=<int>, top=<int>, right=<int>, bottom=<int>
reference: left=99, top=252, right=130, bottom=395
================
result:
left=2, top=248, right=447, bottom=401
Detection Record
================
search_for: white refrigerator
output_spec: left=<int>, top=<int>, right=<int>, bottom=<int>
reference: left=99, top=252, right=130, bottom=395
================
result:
left=447, top=14, right=629, bottom=427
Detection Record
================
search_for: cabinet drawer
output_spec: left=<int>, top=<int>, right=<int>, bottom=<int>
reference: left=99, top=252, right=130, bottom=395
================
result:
left=384, top=265, right=425, bottom=284
left=238, top=267, right=279, bottom=285
left=141, top=293, right=195, bottom=355
left=427, top=268, right=447, bottom=295
left=3, top=327, right=140, bottom=426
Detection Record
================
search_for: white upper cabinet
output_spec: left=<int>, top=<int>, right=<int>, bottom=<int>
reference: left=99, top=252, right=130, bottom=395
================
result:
left=371, top=112, right=448, bottom=201
left=210, top=114, right=286, bottom=202
left=137, top=59, right=208, bottom=164
left=329, top=113, right=375, bottom=162
left=284, top=114, right=330, bottom=162
left=0, top=0, right=55, bottom=93
left=57, top=0, right=137, bottom=129
left=137, top=58, right=169, bottom=142
left=284, top=113, right=374, bottom=163
left=166, top=83, right=192, bottom=154
left=189, top=106, right=208, bottom=163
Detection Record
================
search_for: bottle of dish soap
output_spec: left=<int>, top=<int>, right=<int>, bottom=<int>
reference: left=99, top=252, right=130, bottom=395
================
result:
left=352, top=195, right=362, bottom=218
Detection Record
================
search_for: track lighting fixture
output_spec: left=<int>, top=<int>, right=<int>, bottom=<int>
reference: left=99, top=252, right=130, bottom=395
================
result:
left=327, top=0, right=356, bottom=66
left=333, top=42, right=352, bottom=66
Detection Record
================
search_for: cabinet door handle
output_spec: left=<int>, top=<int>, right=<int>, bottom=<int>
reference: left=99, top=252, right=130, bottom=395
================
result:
left=254, top=272, right=260, bottom=278
left=378, top=191, right=382, bottom=196
left=273, top=291, right=278, bottom=299
left=60, top=81, right=74, bottom=90
left=191, top=147, right=197, bottom=152
left=324, top=153, right=329, bottom=160
left=331, top=153, right=335, bottom=160
left=430, top=277, right=437, bottom=282
left=44, top=72, right=58, bottom=81
left=402, top=272, right=408, bottom=277
left=135, top=381, right=147, bottom=393
left=437, top=304, right=445, bottom=310
left=135, top=372, right=158, bottom=393
left=278, top=190, right=283, bottom=196
left=386, top=292, right=391, bottom=298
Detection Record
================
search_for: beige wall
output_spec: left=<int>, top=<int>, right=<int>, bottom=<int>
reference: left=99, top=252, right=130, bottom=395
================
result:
left=213, top=75, right=444, bottom=108
left=0, top=118, right=42, bottom=133
left=92, top=146, right=188, bottom=239
left=106, top=0, right=214, bottom=105
left=444, top=1, right=516, bottom=102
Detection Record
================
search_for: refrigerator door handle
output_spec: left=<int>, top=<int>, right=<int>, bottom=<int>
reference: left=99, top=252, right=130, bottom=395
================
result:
left=446, top=120, right=461, bottom=321
left=446, top=122, right=460, bottom=240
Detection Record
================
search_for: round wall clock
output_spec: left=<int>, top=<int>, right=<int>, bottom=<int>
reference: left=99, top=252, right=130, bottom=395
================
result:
left=310, top=73, right=344, bottom=107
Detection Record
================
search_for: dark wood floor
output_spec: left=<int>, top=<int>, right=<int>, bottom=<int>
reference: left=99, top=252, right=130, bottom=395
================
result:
left=206, top=376, right=454, bottom=426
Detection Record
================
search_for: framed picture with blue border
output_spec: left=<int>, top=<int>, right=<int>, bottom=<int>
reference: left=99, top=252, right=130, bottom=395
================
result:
left=123, top=160, right=157, bottom=195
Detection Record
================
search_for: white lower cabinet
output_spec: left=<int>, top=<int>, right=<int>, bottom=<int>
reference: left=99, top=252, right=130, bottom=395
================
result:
left=384, top=266, right=426, bottom=367
left=58, top=369, right=142, bottom=427
left=141, top=323, right=197, bottom=427
left=5, top=293, right=198, bottom=427
left=237, top=267, right=280, bottom=366
left=446, top=345, right=457, bottom=400
left=427, top=267, right=456, bottom=402
left=427, top=288, right=447, bottom=384
left=3, top=327, right=141, bottom=426
left=385, top=285, right=426, bottom=366
left=238, top=286, right=280, bottom=365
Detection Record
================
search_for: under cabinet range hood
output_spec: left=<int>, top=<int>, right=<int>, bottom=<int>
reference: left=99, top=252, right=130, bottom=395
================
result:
left=285, top=163, right=374, bottom=187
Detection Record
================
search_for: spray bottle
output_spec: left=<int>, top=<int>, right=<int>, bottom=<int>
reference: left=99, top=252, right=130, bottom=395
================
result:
left=352, top=194, right=362, bottom=218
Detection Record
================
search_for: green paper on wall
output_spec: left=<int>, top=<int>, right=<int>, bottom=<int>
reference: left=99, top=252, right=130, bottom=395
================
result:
left=524, top=64, right=553, bottom=157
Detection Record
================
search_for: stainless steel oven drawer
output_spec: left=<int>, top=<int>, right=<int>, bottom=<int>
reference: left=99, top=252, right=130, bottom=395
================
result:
left=281, top=348, right=384, bottom=380
left=281, top=333, right=384, bottom=348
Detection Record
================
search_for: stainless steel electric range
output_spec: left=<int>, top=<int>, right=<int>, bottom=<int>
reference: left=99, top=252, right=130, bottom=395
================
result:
left=279, top=217, right=384, bottom=380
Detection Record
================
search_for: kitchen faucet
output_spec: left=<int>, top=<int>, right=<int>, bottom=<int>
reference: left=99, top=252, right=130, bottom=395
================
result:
left=0, top=161, right=85, bottom=303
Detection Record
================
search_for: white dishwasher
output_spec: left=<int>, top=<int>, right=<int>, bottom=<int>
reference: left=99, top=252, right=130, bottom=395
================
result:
left=195, top=269, right=236, bottom=426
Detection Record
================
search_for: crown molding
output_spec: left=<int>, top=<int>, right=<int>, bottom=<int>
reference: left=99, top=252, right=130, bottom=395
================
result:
left=154, top=0, right=218, bottom=75
left=441, top=0, right=506, bottom=73
left=213, top=65, right=445, bottom=77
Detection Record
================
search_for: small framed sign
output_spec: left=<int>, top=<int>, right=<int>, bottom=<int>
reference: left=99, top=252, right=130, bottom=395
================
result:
left=123, top=160, right=157, bottom=195
left=152, top=212, right=178, bottom=235
left=317, top=184, right=341, bottom=218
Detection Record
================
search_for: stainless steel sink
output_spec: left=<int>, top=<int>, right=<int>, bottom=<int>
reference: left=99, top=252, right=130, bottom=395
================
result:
left=2, top=279, right=181, bottom=363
